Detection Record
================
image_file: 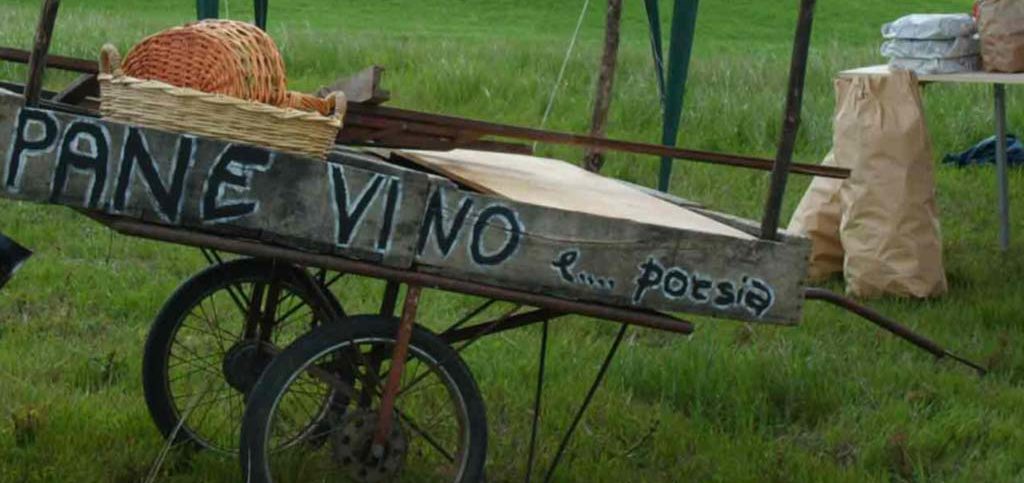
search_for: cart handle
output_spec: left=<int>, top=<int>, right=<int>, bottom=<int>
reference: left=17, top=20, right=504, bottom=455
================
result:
left=804, top=288, right=987, bottom=377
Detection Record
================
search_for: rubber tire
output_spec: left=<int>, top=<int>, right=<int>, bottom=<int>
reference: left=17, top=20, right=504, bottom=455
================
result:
left=142, top=257, right=344, bottom=452
left=240, top=315, right=488, bottom=483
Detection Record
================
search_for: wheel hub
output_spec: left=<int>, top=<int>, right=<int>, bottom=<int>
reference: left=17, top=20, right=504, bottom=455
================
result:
left=331, top=409, right=407, bottom=482
left=221, top=340, right=273, bottom=393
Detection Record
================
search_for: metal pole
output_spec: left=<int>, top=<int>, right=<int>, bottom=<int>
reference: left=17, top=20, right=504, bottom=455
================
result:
left=254, top=0, right=269, bottom=30
left=196, top=0, right=219, bottom=20
left=642, top=0, right=667, bottom=103
left=373, top=285, right=423, bottom=452
left=995, top=84, right=1010, bottom=251
left=804, top=288, right=987, bottom=376
left=24, top=0, right=61, bottom=107
left=759, top=0, right=817, bottom=240
left=657, top=0, right=700, bottom=192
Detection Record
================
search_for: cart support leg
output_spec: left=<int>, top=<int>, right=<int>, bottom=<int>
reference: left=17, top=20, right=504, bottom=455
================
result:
left=804, top=288, right=986, bottom=376
left=373, top=284, right=422, bottom=454
left=543, top=324, right=629, bottom=482
left=524, top=320, right=550, bottom=483
left=379, top=280, right=401, bottom=316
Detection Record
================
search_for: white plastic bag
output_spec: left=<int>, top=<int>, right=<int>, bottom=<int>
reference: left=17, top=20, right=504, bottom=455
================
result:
left=882, top=14, right=977, bottom=40
left=889, top=55, right=981, bottom=74
left=881, top=36, right=980, bottom=59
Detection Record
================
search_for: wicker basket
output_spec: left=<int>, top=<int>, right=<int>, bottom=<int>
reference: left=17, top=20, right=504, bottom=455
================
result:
left=99, top=44, right=344, bottom=160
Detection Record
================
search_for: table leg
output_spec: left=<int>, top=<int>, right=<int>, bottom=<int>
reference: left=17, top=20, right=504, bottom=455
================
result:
left=995, top=84, right=1010, bottom=251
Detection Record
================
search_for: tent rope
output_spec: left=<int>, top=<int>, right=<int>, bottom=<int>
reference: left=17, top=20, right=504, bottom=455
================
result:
left=535, top=0, right=591, bottom=149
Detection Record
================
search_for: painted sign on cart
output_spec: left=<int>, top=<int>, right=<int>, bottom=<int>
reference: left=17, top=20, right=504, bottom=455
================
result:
left=0, top=90, right=809, bottom=324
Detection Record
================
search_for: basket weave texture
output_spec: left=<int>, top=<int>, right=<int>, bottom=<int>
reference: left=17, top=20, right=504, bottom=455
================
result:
left=100, top=32, right=344, bottom=160
left=121, top=20, right=332, bottom=115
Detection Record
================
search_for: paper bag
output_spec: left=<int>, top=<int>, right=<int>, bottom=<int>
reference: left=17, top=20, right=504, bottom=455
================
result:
left=978, top=0, right=1024, bottom=72
left=787, top=79, right=856, bottom=282
left=835, top=71, right=947, bottom=298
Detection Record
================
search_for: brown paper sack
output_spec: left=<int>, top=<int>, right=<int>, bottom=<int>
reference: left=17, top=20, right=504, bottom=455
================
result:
left=835, top=71, right=947, bottom=298
left=979, top=0, right=1024, bottom=73
left=787, top=79, right=855, bottom=282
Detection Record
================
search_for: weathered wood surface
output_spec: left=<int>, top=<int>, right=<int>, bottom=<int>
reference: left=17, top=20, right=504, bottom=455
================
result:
left=0, top=89, right=810, bottom=324
left=396, top=149, right=753, bottom=239
left=315, top=65, right=390, bottom=104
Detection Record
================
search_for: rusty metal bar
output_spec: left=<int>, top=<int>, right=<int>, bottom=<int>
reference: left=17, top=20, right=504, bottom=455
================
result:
left=373, top=285, right=422, bottom=450
left=0, top=47, right=99, bottom=74
left=441, top=309, right=559, bottom=344
left=804, top=288, right=986, bottom=376
left=24, top=0, right=62, bottom=107
left=347, top=103, right=850, bottom=179
left=92, top=215, right=695, bottom=334
left=760, top=0, right=816, bottom=240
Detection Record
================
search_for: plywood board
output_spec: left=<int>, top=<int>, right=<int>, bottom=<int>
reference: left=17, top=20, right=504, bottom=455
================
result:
left=396, top=149, right=753, bottom=240
left=839, top=64, right=1024, bottom=85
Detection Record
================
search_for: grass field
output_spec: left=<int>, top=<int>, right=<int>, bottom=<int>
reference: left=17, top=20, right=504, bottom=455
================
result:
left=2, top=0, right=1024, bottom=481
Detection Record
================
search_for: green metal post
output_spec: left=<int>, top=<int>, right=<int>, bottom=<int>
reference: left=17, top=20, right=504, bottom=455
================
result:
left=254, top=0, right=268, bottom=30
left=656, top=0, right=699, bottom=192
left=643, top=0, right=666, bottom=102
left=196, top=0, right=218, bottom=20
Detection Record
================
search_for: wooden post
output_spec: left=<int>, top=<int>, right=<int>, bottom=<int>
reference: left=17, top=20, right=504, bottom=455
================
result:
left=759, top=0, right=816, bottom=240
left=582, top=0, right=623, bottom=173
left=24, top=0, right=61, bottom=107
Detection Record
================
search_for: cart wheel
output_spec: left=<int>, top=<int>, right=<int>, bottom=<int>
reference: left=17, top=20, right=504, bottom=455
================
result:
left=143, top=257, right=345, bottom=454
left=240, top=315, right=487, bottom=483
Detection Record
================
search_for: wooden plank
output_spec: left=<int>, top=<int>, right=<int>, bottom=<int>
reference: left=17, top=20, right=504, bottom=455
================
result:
left=839, top=64, right=1024, bottom=85
left=315, top=65, right=391, bottom=104
left=412, top=181, right=809, bottom=324
left=0, top=89, right=809, bottom=324
left=52, top=74, right=99, bottom=105
left=0, top=89, right=424, bottom=269
left=395, top=149, right=754, bottom=239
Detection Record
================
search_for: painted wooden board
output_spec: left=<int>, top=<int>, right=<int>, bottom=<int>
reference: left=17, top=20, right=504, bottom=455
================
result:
left=0, top=89, right=810, bottom=324
left=397, top=149, right=753, bottom=240
left=839, top=64, right=1024, bottom=85
left=0, top=89, right=428, bottom=268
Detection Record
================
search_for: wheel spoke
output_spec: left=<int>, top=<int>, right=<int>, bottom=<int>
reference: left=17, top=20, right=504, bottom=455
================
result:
left=397, top=408, right=456, bottom=463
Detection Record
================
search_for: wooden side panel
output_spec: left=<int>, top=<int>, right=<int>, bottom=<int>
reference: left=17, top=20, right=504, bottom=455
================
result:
left=412, top=181, right=810, bottom=325
left=0, top=90, right=426, bottom=268
left=0, top=90, right=809, bottom=324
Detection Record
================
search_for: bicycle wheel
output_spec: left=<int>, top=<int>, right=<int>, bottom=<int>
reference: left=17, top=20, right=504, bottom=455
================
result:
left=143, top=257, right=345, bottom=454
left=240, top=315, right=487, bottom=483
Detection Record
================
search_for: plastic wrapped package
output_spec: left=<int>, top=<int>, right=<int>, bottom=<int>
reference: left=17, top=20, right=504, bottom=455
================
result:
left=882, top=13, right=977, bottom=40
left=889, top=55, right=981, bottom=75
left=881, top=36, right=980, bottom=59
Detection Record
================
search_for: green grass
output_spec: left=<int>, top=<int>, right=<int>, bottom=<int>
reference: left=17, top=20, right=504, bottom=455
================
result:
left=2, top=0, right=1024, bottom=481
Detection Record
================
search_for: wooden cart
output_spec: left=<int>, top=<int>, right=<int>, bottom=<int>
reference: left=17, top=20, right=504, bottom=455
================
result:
left=0, top=1, right=985, bottom=481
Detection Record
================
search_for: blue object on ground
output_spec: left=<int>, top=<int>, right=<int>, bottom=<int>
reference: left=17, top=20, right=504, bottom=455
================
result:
left=0, top=231, right=31, bottom=291
left=943, top=135, right=1024, bottom=167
